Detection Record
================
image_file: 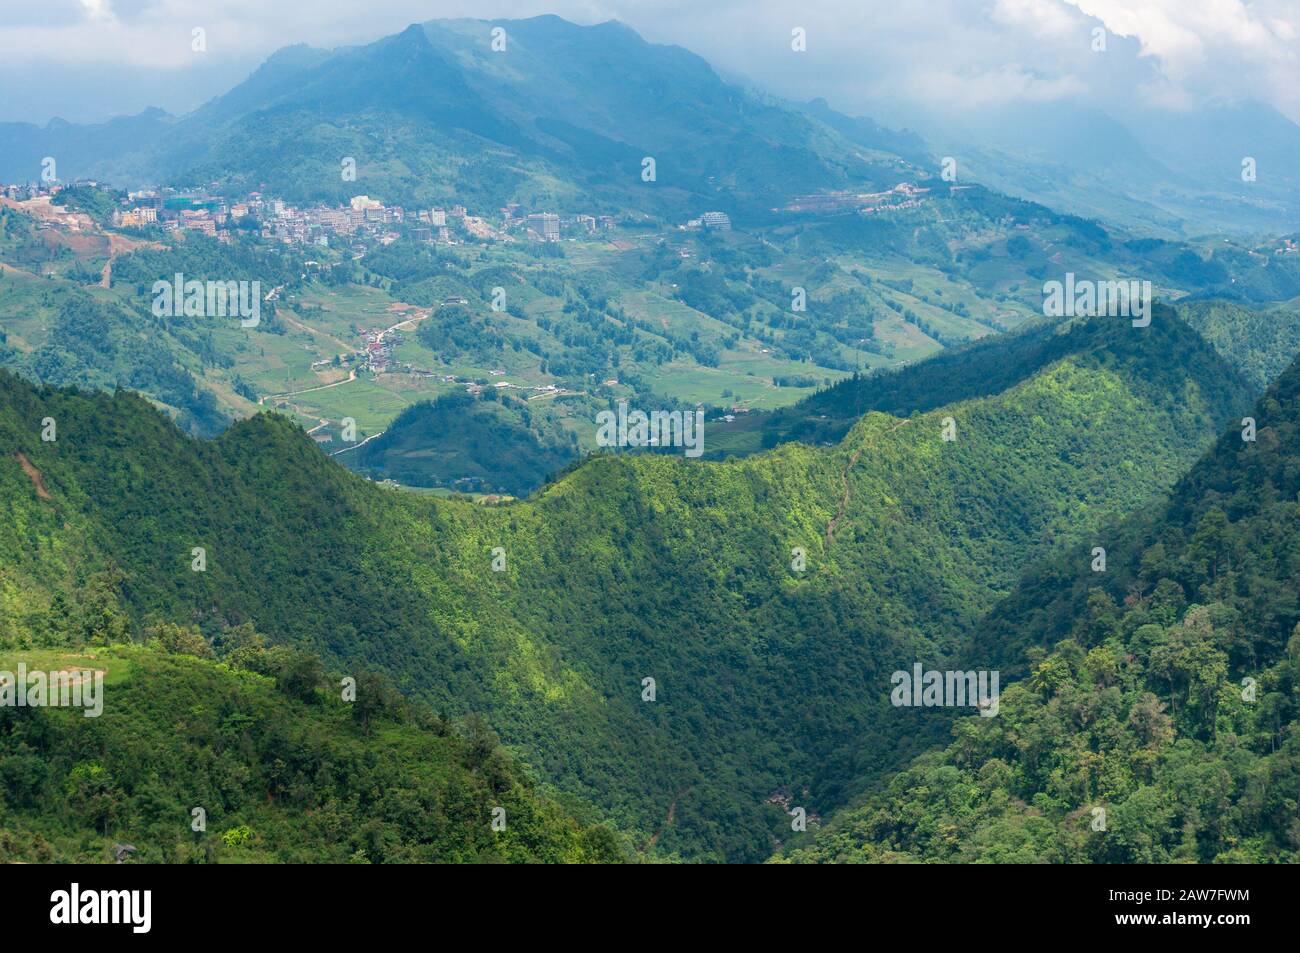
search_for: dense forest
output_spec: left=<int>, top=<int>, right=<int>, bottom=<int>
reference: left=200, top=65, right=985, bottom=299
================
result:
left=0, top=306, right=1257, bottom=861
left=781, top=353, right=1300, bottom=862
left=1177, top=299, right=1300, bottom=392
left=0, top=639, right=621, bottom=863
left=4, top=10, right=1300, bottom=870
left=351, top=391, right=577, bottom=495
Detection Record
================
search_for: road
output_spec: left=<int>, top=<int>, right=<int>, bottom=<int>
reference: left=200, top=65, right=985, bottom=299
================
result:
left=258, top=366, right=358, bottom=405
left=253, top=308, right=433, bottom=453
left=331, top=429, right=385, bottom=456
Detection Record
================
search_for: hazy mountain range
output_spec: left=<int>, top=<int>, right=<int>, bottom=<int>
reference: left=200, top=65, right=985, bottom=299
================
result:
left=4, top=15, right=1299, bottom=236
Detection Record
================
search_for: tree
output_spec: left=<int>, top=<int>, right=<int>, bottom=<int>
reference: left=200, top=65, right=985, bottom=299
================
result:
left=278, top=651, right=324, bottom=704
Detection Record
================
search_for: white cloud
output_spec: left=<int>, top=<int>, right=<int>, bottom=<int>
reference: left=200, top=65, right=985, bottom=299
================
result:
left=1065, top=0, right=1300, bottom=113
left=0, top=0, right=1297, bottom=124
left=992, top=0, right=1085, bottom=41
left=911, top=65, right=1088, bottom=109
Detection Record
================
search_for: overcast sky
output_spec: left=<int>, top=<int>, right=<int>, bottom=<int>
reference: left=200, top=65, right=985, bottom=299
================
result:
left=2, top=0, right=1299, bottom=127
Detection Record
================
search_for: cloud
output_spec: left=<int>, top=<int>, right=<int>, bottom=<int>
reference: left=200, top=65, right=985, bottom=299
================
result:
left=992, top=0, right=1085, bottom=41
left=0, top=0, right=1297, bottom=124
left=910, top=66, right=1088, bottom=109
left=1065, top=0, right=1300, bottom=115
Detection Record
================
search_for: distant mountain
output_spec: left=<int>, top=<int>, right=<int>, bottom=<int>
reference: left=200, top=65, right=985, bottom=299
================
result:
left=7, top=18, right=1300, bottom=240
left=0, top=107, right=172, bottom=189
left=795, top=97, right=932, bottom=167
left=909, top=98, right=1300, bottom=237
left=0, top=16, right=922, bottom=221
left=1133, top=102, right=1300, bottom=195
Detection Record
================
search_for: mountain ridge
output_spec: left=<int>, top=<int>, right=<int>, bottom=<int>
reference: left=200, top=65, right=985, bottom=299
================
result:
left=782, top=347, right=1300, bottom=863
left=0, top=305, right=1254, bottom=860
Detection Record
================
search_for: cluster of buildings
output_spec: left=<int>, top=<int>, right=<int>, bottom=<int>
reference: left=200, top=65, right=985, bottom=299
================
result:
left=112, top=190, right=222, bottom=235
left=500, top=205, right=615, bottom=241
left=408, top=205, right=462, bottom=243
left=779, top=182, right=930, bottom=216
left=681, top=210, right=733, bottom=232
left=110, top=191, right=434, bottom=247
left=0, top=182, right=96, bottom=232
left=107, top=187, right=619, bottom=249
left=2, top=181, right=50, bottom=203
left=359, top=326, right=404, bottom=373
left=261, top=194, right=434, bottom=247
left=5, top=176, right=624, bottom=252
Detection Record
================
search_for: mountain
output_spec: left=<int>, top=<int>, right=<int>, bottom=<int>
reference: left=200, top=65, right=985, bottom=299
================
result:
left=7, top=17, right=1300, bottom=244
left=0, top=108, right=173, bottom=189
left=713, top=289, right=1300, bottom=457
left=780, top=350, right=1300, bottom=863
left=911, top=99, right=1300, bottom=238
left=1177, top=299, right=1300, bottom=392
left=5, top=11, right=1297, bottom=867
left=1133, top=102, right=1300, bottom=199
left=0, top=17, right=919, bottom=220
left=794, top=98, right=932, bottom=167
left=8, top=16, right=1300, bottom=463
left=713, top=313, right=1129, bottom=451
left=0, top=305, right=1252, bottom=861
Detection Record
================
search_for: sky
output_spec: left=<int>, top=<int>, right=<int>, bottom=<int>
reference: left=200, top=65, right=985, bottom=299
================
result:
left=1, top=0, right=1298, bottom=127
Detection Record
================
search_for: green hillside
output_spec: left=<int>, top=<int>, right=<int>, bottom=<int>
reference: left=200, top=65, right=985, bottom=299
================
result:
left=780, top=351, right=1300, bottom=863
left=0, top=305, right=1252, bottom=860
left=351, top=391, right=577, bottom=495
left=716, top=292, right=1300, bottom=456
left=1177, top=298, right=1300, bottom=392
left=0, top=640, right=621, bottom=863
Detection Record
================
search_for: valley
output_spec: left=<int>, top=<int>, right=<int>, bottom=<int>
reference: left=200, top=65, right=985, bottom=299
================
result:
left=0, top=11, right=1297, bottom=871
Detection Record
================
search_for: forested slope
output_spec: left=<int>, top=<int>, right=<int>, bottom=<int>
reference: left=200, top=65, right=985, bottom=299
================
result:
left=0, top=307, right=1254, bottom=860
left=0, top=641, right=621, bottom=863
left=781, top=352, right=1300, bottom=863
left=1177, top=299, right=1300, bottom=392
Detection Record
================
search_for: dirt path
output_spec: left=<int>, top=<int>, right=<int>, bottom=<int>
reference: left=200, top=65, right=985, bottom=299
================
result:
left=375, top=310, right=430, bottom=344
left=99, top=232, right=164, bottom=289
left=0, top=261, right=37, bottom=279
left=14, top=451, right=52, bottom=500
left=646, top=790, right=688, bottom=850
left=824, top=418, right=911, bottom=546
left=281, top=313, right=357, bottom=354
